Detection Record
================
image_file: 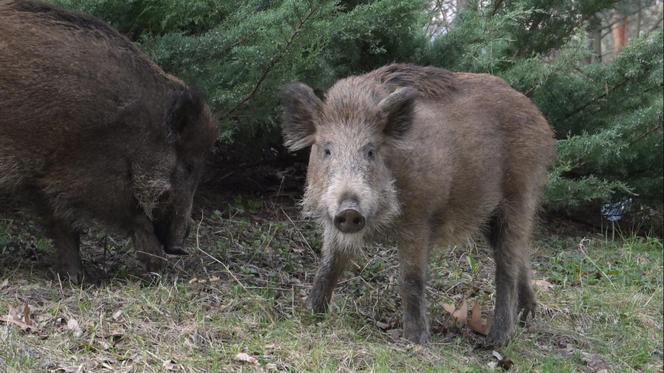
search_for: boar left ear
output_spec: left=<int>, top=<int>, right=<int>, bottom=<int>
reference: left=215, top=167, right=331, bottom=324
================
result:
left=280, top=82, right=323, bottom=151
left=378, top=87, right=417, bottom=140
left=165, top=88, right=204, bottom=143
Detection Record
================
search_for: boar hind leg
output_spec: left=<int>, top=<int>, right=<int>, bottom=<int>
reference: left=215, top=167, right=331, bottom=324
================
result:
left=309, top=236, right=350, bottom=314
left=132, top=215, right=166, bottom=273
left=485, top=200, right=536, bottom=346
left=398, top=224, right=431, bottom=344
left=47, top=219, right=84, bottom=283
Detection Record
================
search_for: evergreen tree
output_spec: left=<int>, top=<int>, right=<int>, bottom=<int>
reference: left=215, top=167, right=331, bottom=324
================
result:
left=55, top=0, right=663, bottom=227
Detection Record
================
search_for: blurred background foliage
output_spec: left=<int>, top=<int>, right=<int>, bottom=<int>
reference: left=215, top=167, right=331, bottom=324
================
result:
left=55, top=0, right=663, bottom=231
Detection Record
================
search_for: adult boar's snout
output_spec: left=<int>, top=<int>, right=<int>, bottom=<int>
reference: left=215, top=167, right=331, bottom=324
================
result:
left=334, top=207, right=365, bottom=233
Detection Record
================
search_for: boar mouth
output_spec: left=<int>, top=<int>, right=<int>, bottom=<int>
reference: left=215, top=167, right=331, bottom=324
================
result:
left=153, top=219, right=189, bottom=256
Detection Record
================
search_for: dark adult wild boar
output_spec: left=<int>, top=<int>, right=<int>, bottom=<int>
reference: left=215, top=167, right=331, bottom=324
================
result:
left=281, top=64, right=554, bottom=346
left=0, top=0, right=216, bottom=281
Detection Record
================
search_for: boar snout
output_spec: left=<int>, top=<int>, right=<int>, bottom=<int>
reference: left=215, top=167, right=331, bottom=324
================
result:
left=333, top=199, right=366, bottom=233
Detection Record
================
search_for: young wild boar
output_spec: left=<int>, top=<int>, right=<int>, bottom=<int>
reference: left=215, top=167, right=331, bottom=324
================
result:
left=281, top=64, right=554, bottom=346
left=0, top=0, right=216, bottom=281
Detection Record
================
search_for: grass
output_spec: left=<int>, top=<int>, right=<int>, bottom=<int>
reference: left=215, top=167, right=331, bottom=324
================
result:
left=0, top=196, right=662, bottom=372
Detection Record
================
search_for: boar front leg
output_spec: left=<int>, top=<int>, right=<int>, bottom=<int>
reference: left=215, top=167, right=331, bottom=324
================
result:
left=309, top=235, right=351, bottom=314
left=398, top=224, right=431, bottom=344
left=132, top=215, right=166, bottom=273
left=47, top=218, right=84, bottom=283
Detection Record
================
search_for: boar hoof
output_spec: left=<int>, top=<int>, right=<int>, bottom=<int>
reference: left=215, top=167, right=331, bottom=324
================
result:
left=138, top=254, right=166, bottom=273
left=518, top=290, right=537, bottom=325
left=163, top=246, right=189, bottom=256
left=309, top=296, right=330, bottom=315
left=403, top=324, right=429, bottom=344
left=55, top=263, right=85, bottom=285
left=485, top=327, right=513, bottom=348
left=518, top=301, right=537, bottom=326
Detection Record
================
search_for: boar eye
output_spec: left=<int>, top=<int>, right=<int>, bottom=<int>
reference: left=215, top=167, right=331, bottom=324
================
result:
left=367, top=149, right=375, bottom=160
left=323, top=148, right=331, bottom=158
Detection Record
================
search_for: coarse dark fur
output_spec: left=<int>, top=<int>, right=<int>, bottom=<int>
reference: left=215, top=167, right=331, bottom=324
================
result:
left=281, top=63, right=555, bottom=346
left=0, top=0, right=217, bottom=281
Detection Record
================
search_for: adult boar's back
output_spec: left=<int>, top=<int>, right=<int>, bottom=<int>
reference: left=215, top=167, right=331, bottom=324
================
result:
left=0, top=0, right=217, bottom=281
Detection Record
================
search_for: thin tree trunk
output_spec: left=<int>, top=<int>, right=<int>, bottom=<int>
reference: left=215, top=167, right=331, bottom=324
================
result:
left=611, top=11, right=628, bottom=56
left=587, top=15, right=602, bottom=64
left=636, top=1, right=642, bottom=37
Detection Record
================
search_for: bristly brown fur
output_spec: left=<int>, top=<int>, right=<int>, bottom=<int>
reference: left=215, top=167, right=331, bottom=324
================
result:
left=0, top=0, right=217, bottom=280
left=368, top=63, right=457, bottom=98
left=281, top=63, right=555, bottom=347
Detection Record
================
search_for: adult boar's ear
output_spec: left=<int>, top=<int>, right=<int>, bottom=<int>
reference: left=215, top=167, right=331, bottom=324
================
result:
left=165, top=88, right=205, bottom=144
left=280, top=82, right=322, bottom=151
left=377, top=87, right=417, bottom=140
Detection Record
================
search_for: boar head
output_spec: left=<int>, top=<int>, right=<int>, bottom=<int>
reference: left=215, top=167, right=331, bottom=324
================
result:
left=281, top=81, right=417, bottom=250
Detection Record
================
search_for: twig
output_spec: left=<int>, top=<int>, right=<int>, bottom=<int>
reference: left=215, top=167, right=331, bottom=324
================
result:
left=561, top=78, right=630, bottom=122
left=627, top=124, right=662, bottom=146
left=577, top=238, right=616, bottom=290
left=194, top=213, right=246, bottom=294
left=224, top=4, right=321, bottom=118
left=193, top=212, right=275, bottom=323
left=281, top=208, right=317, bottom=257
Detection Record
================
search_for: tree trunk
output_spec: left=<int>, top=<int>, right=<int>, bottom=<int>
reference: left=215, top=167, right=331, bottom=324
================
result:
left=587, top=16, right=602, bottom=64
left=636, top=2, right=642, bottom=37
left=611, top=11, right=628, bottom=56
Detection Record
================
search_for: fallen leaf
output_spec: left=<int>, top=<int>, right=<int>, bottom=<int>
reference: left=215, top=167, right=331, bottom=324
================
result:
left=452, top=300, right=468, bottom=326
left=497, top=358, right=513, bottom=370
left=52, top=364, right=84, bottom=373
left=468, top=301, right=489, bottom=335
left=492, top=350, right=513, bottom=371
left=386, top=328, right=402, bottom=341
left=234, top=352, right=258, bottom=365
left=162, top=359, right=177, bottom=371
left=375, top=321, right=390, bottom=330
left=442, top=303, right=456, bottom=315
left=66, top=318, right=83, bottom=338
left=0, top=304, right=39, bottom=334
left=581, top=352, right=609, bottom=372
left=23, top=304, right=32, bottom=326
left=112, top=310, right=123, bottom=320
left=532, top=279, right=554, bottom=290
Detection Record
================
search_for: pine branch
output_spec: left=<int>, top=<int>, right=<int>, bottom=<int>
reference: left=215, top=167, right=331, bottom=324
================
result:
left=561, top=77, right=630, bottom=122
left=224, top=3, right=321, bottom=118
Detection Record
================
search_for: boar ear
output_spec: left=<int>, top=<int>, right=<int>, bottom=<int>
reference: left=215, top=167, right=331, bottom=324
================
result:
left=377, top=87, right=417, bottom=140
left=280, top=82, right=322, bottom=151
left=165, top=88, right=205, bottom=143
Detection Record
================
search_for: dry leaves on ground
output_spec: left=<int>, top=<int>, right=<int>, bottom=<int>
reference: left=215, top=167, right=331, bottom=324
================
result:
left=66, top=318, right=83, bottom=338
left=0, top=303, right=39, bottom=334
left=162, top=359, right=178, bottom=371
left=234, top=352, right=259, bottom=365
left=443, top=300, right=489, bottom=335
left=532, top=279, right=554, bottom=291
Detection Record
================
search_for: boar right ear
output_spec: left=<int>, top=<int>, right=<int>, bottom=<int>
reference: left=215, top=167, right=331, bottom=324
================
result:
left=165, top=88, right=204, bottom=144
left=280, top=82, right=322, bottom=151
left=377, top=87, right=417, bottom=140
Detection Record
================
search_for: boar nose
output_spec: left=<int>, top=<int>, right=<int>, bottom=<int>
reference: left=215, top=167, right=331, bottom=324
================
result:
left=334, top=208, right=365, bottom=233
